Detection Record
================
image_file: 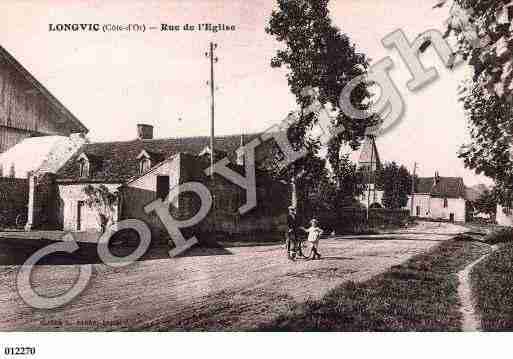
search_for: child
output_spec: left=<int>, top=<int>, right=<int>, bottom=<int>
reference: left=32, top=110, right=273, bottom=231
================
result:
left=302, top=219, right=324, bottom=260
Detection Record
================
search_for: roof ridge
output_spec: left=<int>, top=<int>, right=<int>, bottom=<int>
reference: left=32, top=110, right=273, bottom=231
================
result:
left=85, top=132, right=263, bottom=145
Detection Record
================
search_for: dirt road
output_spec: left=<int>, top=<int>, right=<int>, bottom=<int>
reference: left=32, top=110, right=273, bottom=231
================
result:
left=0, top=222, right=464, bottom=331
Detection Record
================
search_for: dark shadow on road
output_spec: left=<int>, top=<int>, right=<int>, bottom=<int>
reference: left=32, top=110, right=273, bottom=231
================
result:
left=333, top=236, right=448, bottom=242
left=318, top=256, right=355, bottom=261
left=385, top=232, right=468, bottom=236
left=0, top=236, right=232, bottom=266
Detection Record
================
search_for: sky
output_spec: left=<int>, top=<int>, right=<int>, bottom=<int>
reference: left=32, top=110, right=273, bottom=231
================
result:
left=0, top=0, right=493, bottom=186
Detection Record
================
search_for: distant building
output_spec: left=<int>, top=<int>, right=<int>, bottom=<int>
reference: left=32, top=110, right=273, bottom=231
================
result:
left=0, top=46, right=88, bottom=154
left=497, top=204, right=513, bottom=226
left=407, top=172, right=467, bottom=222
left=356, top=135, right=384, bottom=208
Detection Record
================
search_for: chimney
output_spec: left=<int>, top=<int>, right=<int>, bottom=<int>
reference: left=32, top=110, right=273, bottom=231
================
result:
left=137, top=124, right=154, bottom=140
left=434, top=171, right=440, bottom=185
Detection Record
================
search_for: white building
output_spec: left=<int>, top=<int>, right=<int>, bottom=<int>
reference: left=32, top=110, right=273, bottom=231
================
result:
left=407, top=173, right=467, bottom=223
left=497, top=205, right=513, bottom=226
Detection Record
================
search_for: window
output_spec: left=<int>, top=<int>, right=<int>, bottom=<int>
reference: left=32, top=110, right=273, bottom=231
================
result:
left=443, top=198, right=448, bottom=208
left=79, top=159, right=89, bottom=178
left=139, top=157, right=151, bottom=174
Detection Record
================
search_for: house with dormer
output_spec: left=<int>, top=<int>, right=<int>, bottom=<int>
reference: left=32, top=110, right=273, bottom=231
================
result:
left=26, top=124, right=288, bottom=240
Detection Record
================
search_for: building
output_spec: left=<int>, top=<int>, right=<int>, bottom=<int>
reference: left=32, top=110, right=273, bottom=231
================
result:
left=26, top=124, right=288, bottom=240
left=497, top=204, right=513, bottom=226
left=0, top=45, right=88, bottom=153
left=355, top=135, right=384, bottom=208
left=407, top=172, right=467, bottom=222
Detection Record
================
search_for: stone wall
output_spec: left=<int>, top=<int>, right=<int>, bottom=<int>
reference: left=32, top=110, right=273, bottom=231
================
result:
left=334, top=207, right=410, bottom=233
left=0, top=177, right=28, bottom=228
left=26, top=173, right=60, bottom=229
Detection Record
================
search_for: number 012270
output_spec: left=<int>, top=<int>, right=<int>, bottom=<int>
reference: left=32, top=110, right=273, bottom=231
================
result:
left=4, top=347, right=36, bottom=355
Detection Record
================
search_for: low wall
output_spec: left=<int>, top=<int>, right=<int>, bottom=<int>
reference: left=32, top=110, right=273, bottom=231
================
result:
left=320, top=207, right=410, bottom=234
left=0, top=177, right=28, bottom=228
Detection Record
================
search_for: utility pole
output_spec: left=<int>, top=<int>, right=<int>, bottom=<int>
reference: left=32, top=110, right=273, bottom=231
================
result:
left=410, top=162, right=417, bottom=216
left=366, top=135, right=374, bottom=221
left=205, top=42, right=218, bottom=175
left=205, top=42, right=218, bottom=236
left=371, top=135, right=377, bottom=204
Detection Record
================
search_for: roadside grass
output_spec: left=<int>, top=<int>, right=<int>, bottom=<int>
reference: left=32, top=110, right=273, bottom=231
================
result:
left=260, top=240, right=489, bottom=331
left=482, top=227, right=513, bottom=245
left=471, top=243, right=513, bottom=331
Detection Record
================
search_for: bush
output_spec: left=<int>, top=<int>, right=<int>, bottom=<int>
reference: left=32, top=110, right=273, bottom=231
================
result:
left=484, top=227, right=513, bottom=245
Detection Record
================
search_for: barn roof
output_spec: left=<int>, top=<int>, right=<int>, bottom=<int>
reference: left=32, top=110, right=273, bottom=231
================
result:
left=0, top=45, right=88, bottom=134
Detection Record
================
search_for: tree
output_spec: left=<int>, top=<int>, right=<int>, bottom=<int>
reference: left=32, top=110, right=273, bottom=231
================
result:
left=458, top=83, right=513, bottom=206
left=332, top=154, right=366, bottom=207
left=433, top=1, right=513, bottom=207
left=266, top=0, right=374, bottom=207
left=473, top=188, right=498, bottom=219
left=376, top=162, right=411, bottom=209
left=302, top=163, right=337, bottom=217
left=295, top=155, right=332, bottom=217
left=82, top=184, right=119, bottom=233
left=435, top=1, right=513, bottom=100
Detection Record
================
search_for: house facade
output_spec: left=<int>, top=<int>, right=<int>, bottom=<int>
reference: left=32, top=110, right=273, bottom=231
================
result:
left=407, top=173, right=467, bottom=222
left=28, top=125, right=288, bottom=240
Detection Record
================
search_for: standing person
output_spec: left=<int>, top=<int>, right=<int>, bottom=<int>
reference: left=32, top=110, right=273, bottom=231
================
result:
left=286, top=206, right=299, bottom=259
left=302, top=218, right=324, bottom=260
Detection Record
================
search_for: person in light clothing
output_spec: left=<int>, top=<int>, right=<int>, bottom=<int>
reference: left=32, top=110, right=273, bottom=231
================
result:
left=302, top=218, right=323, bottom=260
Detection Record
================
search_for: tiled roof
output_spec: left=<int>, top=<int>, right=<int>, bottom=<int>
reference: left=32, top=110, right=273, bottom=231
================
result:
left=415, top=176, right=466, bottom=198
left=56, top=133, right=269, bottom=183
